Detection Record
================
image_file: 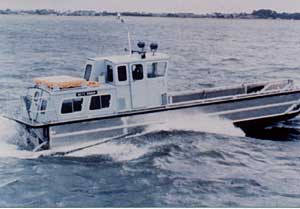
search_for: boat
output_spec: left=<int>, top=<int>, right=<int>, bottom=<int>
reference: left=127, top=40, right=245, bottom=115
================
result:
left=5, top=39, right=300, bottom=150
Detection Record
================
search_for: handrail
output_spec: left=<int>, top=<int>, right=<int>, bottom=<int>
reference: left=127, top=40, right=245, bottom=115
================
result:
left=16, top=90, right=59, bottom=124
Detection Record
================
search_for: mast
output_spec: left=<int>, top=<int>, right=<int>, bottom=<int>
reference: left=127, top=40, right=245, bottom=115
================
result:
left=117, top=13, right=132, bottom=55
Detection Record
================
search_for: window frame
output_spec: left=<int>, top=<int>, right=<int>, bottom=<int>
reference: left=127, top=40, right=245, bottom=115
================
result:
left=61, top=99, right=73, bottom=114
left=131, top=63, right=144, bottom=81
left=117, top=65, right=128, bottom=82
left=107, top=64, right=114, bottom=83
left=61, top=98, right=84, bottom=115
left=89, top=95, right=101, bottom=110
left=146, top=61, right=168, bottom=79
left=101, top=95, right=111, bottom=108
left=84, top=64, right=92, bottom=81
left=40, top=99, right=48, bottom=114
left=89, top=94, right=112, bottom=111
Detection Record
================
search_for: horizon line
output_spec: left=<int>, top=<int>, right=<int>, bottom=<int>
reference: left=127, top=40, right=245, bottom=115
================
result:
left=1, top=8, right=297, bottom=15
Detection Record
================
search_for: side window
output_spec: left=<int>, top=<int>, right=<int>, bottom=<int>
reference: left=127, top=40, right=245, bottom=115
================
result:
left=84, top=64, right=92, bottom=81
left=34, top=91, right=40, bottom=102
left=61, top=98, right=83, bottom=114
left=118, top=65, right=127, bottom=82
left=107, top=65, right=113, bottom=82
left=101, top=95, right=111, bottom=108
left=40, top=100, right=47, bottom=114
left=147, top=62, right=167, bottom=78
left=61, top=99, right=73, bottom=114
left=132, top=64, right=143, bottom=80
left=89, top=95, right=111, bottom=110
left=73, top=98, right=83, bottom=112
left=90, top=96, right=101, bottom=110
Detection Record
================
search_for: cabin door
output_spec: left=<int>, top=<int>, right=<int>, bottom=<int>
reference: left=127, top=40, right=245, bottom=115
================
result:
left=130, top=63, right=148, bottom=108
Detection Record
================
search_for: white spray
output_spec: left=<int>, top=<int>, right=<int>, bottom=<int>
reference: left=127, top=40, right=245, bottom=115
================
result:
left=146, top=111, right=245, bottom=137
left=0, top=115, right=39, bottom=159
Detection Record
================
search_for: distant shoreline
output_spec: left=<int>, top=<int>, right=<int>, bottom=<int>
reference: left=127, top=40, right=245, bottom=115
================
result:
left=1, top=9, right=300, bottom=20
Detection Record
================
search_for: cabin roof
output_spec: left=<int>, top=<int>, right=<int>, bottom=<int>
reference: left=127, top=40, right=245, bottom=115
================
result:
left=90, top=52, right=169, bottom=64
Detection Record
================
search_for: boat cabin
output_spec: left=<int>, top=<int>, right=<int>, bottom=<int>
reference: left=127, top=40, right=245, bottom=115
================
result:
left=21, top=45, right=169, bottom=125
left=84, top=52, right=169, bottom=109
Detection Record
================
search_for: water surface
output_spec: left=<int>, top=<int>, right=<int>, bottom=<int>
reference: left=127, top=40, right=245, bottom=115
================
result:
left=0, top=15, right=300, bottom=207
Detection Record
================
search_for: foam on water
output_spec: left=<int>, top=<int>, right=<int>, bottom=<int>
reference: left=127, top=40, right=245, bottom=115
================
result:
left=146, top=112, right=245, bottom=137
left=0, top=116, right=39, bottom=159
left=66, top=140, right=148, bottom=161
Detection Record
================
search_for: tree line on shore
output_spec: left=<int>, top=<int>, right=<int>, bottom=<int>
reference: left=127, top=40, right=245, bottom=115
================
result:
left=1, top=9, right=300, bottom=20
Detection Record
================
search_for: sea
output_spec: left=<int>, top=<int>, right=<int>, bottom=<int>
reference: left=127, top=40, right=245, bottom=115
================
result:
left=1, top=15, right=300, bottom=207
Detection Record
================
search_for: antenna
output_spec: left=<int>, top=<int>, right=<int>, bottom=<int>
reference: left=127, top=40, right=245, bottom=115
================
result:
left=117, top=13, right=132, bottom=55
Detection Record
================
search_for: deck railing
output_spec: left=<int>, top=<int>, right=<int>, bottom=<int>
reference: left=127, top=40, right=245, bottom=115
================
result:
left=169, top=79, right=295, bottom=104
left=3, top=94, right=59, bottom=125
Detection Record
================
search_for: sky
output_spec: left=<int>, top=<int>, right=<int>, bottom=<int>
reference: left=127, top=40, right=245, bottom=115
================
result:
left=1, top=0, right=300, bottom=13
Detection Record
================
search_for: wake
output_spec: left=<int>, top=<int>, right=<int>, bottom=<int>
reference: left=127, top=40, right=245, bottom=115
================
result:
left=145, top=111, right=245, bottom=137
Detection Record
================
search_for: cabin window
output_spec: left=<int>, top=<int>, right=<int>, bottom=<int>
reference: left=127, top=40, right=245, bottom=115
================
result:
left=61, top=100, right=72, bottom=114
left=107, top=65, right=113, bottom=82
left=101, top=95, right=111, bottom=108
left=34, top=91, right=40, bottom=102
left=89, top=95, right=111, bottom=110
left=132, top=64, right=143, bottom=80
left=118, top=65, right=127, bottom=82
left=90, top=96, right=100, bottom=110
left=61, top=98, right=83, bottom=114
left=40, top=100, right=47, bottom=114
left=147, top=62, right=167, bottom=78
left=23, top=96, right=32, bottom=111
left=84, top=64, right=92, bottom=81
left=73, top=98, right=83, bottom=112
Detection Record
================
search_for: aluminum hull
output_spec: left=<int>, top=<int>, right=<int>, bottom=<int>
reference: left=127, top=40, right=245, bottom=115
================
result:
left=12, top=89, right=300, bottom=150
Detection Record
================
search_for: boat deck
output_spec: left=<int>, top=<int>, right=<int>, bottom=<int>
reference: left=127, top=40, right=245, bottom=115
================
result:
left=169, top=79, right=294, bottom=104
